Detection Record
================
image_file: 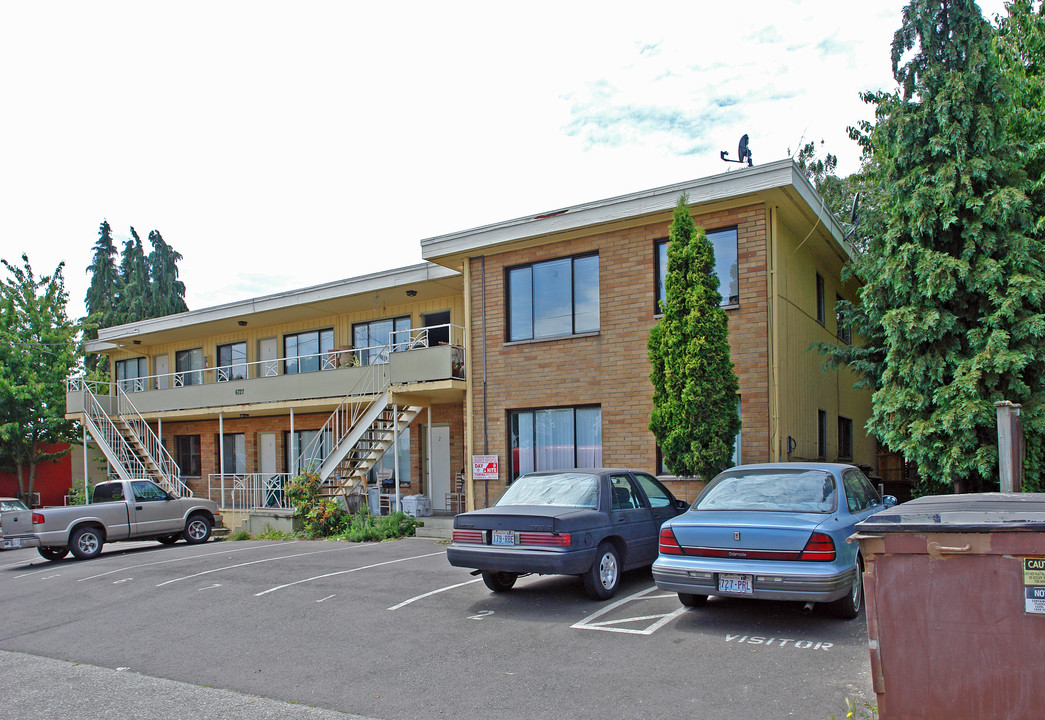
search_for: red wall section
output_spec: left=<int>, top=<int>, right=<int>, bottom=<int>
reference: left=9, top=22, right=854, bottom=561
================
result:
left=0, top=444, right=74, bottom=507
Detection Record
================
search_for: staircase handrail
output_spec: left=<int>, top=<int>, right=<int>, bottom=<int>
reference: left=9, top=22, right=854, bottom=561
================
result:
left=78, top=381, right=149, bottom=479
left=296, top=341, right=393, bottom=479
left=116, top=385, right=191, bottom=497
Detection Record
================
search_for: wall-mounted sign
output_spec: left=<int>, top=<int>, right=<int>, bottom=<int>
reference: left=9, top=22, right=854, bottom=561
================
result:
left=1024, top=558, right=1045, bottom=615
left=472, top=455, right=499, bottom=480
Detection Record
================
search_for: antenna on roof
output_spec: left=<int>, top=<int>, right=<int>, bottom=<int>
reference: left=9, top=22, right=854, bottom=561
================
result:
left=720, top=134, right=753, bottom=167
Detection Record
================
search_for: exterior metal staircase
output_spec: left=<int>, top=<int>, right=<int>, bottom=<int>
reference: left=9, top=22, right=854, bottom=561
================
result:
left=70, top=378, right=193, bottom=497
left=297, top=345, right=424, bottom=506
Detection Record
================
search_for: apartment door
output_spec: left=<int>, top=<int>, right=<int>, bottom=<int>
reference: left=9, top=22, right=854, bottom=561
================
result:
left=154, top=354, right=169, bottom=390
left=429, top=425, right=451, bottom=511
left=258, top=432, right=279, bottom=507
left=259, top=338, right=278, bottom=377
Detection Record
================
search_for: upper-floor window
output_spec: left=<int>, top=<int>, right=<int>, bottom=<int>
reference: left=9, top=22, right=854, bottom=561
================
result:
left=175, top=348, right=203, bottom=386
left=656, top=227, right=739, bottom=313
left=353, top=316, right=411, bottom=365
left=507, top=254, right=599, bottom=342
left=217, top=341, right=247, bottom=382
left=816, top=273, right=826, bottom=324
left=115, top=357, right=148, bottom=392
left=284, top=329, right=333, bottom=375
left=836, top=295, right=851, bottom=344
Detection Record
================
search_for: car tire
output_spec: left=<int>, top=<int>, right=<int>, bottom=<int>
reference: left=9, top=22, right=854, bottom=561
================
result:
left=832, top=559, right=863, bottom=619
left=678, top=592, right=708, bottom=607
left=157, top=535, right=179, bottom=545
left=481, top=571, right=518, bottom=592
left=69, top=526, right=104, bottom=560
left=582, top=542, right=621, bottom=600
left=183, top=515, right=212, bottom=544
left=38, top=546, right=69, bottom=562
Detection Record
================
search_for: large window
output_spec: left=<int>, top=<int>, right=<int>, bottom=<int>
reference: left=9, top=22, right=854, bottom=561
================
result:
left=509, top=406, right=602, bottom=481
left=217, top=342, right=247, bottom=382
left=284, top=329, right=334, bottom=375
left=115, top=357, right=148, bottom=392
left=507, top=254, right=599, bottom=341
left=174, top=348, right=203, bottom=386
left=286, top=429, right=333, bottom=475
left=175, top=435, right=201, bottom=477
left=218, top=433, right=246, bottom=474
left=656, top=227, right=739, bottom=312
left=353, top=316, right=411, bottom=365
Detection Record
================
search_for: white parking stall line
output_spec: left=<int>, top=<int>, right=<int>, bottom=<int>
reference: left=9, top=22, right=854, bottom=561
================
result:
left=571, top=586, right=688, bottom=636
left=80, top=542, right=297, bottom=582
left=387, top=578, right=483, bottom=610
left=255, top=551, right=445, bottom=597
left=157, top=546, right=347, bottom=587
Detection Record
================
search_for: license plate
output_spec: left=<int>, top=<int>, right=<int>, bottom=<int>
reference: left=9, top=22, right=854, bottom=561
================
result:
left=718, top=573, right=753, bottom=594
left=1, top=538, right=20, bottom=549
left=491, top=530, right=515, bottom=546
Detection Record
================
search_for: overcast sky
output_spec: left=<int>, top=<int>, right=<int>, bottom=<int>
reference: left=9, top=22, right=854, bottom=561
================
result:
left=0, top=0, right=1008, bottom=320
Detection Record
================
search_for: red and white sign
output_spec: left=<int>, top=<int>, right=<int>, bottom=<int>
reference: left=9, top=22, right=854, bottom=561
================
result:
left=472, top=455, right=499, bottom=480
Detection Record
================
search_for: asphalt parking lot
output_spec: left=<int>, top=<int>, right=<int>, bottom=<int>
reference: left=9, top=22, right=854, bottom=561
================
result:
left=0, top=537, right=874, bottom=719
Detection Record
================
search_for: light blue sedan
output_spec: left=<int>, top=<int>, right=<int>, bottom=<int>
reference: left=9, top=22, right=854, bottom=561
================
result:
left=652, top=463, right=897, bottom=619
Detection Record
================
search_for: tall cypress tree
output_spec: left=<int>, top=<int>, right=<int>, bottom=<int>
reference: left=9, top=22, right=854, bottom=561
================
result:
left=648, top=194, right=741, bottom=480
left=83, top=220, right=121, bottom=373
left=146, top=230, right=188, bottom=317
left=834, top=0, right=1045, bottom=493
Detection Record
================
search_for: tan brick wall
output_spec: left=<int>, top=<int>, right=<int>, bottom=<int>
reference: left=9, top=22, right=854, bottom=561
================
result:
left=467, top=203, right=770, bottom=507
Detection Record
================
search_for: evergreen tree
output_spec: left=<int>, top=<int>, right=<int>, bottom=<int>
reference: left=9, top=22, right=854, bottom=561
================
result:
left=146, top=230, right=188, bottom=317
left=825, top=0, right=1045, bottom=494
left=0, top=255, right=80, bottom=503
left=83, top=220, right=121, bottom=374
left=117, top=227, right=149, bottom=324
left=648, top=194, right=741, bottom=479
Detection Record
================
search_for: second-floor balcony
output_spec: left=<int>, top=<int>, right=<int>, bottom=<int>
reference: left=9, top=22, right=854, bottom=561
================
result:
left=68, top=324, right=466, bottom=418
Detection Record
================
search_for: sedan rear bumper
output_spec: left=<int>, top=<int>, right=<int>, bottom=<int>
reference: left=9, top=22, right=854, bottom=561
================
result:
left=447, top=544, right=597, bottom=576
left=652, top=557, right=856, bottom=603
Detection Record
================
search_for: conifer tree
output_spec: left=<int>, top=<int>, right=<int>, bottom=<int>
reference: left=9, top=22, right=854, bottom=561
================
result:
left=648, top=194, right=741, bottom=479
left=84, top=220, right=121, bottom=373
left=146, top=230, right=188, bottom=317
left=117, top=227, right=149, bottom=324
left=829, top=0, right=1045, bottom=493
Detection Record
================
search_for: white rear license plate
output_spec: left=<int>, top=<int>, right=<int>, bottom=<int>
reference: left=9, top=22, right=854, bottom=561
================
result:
left=718, top=573, right=753, bottom=594
left=2, top=538, right=20, bottom=549
left=491, top=530, right=515, bottom=546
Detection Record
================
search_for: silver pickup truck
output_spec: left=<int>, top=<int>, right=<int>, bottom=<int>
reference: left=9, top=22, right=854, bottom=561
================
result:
left=0, top=479, right=222, bottom=561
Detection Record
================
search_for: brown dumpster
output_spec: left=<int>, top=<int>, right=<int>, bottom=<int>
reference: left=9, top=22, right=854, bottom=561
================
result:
left=852, top=493, right=1045, bottom=720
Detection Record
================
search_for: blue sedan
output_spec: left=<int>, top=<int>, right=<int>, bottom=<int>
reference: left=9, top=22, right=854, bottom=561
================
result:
left=652, top=463, right=897, bottom=619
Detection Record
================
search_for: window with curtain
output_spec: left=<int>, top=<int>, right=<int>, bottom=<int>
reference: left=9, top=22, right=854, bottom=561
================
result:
left=507, top=254, right=599, bottom=341
left=218, top=433, right=246, bottom=474
left=509, top=406, right=602, bottom=481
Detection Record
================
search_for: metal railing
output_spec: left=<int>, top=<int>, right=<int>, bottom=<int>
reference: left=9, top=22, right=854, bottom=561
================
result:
left=115, top=385, right=191, bottom=497
left=208, top=473, right=293, bottom=511
left=72, top=377, right=148, bottom=479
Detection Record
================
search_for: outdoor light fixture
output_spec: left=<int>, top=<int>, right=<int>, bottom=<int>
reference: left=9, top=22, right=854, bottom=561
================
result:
left=238, top=320, right=248, bottom=326
left=406, top=290, right=417, bottom=297
left=132, top=340, right=141, bottom=345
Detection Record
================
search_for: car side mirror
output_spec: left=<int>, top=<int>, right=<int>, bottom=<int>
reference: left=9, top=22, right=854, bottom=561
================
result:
left=883, top=495, right=898, bottom=507
left=675, top=499, right=689, bottom=511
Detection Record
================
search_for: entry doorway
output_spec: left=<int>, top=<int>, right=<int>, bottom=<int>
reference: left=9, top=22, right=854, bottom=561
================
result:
left=426, top=424, right=451, bottom=511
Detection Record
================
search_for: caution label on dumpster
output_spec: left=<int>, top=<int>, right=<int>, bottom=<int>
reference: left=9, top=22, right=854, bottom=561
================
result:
left=1024, top=559, right=1045, bottom=615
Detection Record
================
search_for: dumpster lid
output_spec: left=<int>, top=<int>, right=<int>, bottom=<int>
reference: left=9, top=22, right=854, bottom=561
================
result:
left=856, top=492, right=1045, bottom=533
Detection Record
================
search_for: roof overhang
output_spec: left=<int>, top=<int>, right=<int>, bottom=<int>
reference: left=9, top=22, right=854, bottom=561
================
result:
left=420, top=158, right=854, bottom=269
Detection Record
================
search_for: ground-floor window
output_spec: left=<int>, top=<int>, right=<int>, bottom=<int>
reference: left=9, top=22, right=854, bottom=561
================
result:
left=509, top=406, right=602, bottom=482
left=286, top=429, right=333, bottom=476
left=837, top=416, right=853, bottom=460
left=175, top=435, right=201, bottom=477
left=218, top=433, right=246, bottom=473
left=371, top=427, right=411, bottom=488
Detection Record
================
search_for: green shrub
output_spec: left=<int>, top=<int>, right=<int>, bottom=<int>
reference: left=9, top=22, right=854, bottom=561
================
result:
left=228, top=529, right=252, bottom=541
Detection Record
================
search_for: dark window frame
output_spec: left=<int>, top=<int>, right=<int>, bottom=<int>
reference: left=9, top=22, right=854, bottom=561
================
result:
left=175, top=435, right=202, bottom=477
left=816, top=273, right=826, bottom=324
left=283, top=328, right=334, bottom=375
left=838, top=416, right=854, bottom=461
left=655, top=226, right=740, bottom=314
left=506, top=253, right=600, bottom=342
left=352, top=315, right=412, bottom=365
left=817, top=409, right=828, bottom=460
left=836, top=294, right=851, bottom=344
left=508, top=405, right=602, bottom=482
left=216, top=341, right=248, bottom=382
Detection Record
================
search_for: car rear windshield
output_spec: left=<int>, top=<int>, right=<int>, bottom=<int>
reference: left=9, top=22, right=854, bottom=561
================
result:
left=496, top=473, right=599, bottom=508
left=696, top=470, right=837, bottom=513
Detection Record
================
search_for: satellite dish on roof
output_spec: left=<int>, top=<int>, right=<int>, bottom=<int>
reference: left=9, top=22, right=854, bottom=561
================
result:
left=720, top=134, right=753, bottom=167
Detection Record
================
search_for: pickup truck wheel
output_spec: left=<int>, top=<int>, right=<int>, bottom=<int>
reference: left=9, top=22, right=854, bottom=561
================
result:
left=38, top=546, right=69, bottom=561
left=70, top=526, right=104, bottom=559
left=156, top=535, right=179, bottom=545
left=183, top=515, right=212, bottom=544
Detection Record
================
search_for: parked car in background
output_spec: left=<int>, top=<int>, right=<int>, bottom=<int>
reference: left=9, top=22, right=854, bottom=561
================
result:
left=652, top=463, right=897, bottom=619
left=447, top=469, right=688, bottom=600
left=0, top=497, right=31, bottom=551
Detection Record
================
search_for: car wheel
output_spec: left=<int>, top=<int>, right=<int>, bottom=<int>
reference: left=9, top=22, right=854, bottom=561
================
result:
left=70, top=526, right=104, bottom=560
left=183, top=515, right=212, bottom=544
left=157, top=535, right=179, bottom=545
left=38, top=546, right=69, bottom=562
left=481, top=571, right=518, bottom=592
left=582, top=542, right=620, bottom=600
left=678, top=592, right=708, bottom=607
left=832, top=559, right=863, bottom=619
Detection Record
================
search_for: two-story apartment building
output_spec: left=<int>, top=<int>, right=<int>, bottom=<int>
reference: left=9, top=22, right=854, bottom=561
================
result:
left=69, top=158, right=872, bottom=517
